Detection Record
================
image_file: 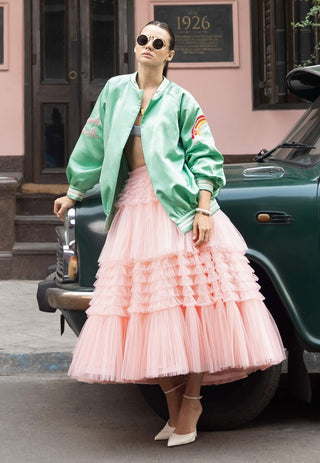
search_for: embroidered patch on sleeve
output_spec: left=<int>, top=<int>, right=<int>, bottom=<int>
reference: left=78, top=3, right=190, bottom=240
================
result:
left=191, top=115, right=208, bottom=140
left=82, top=116, right=101, bottom=138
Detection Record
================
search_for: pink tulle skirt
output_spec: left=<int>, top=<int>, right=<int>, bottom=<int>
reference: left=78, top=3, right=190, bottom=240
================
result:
left=68, top=165, right=286, bottom=385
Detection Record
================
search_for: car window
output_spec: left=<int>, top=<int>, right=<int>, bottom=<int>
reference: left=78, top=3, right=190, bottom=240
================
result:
left=271, top=100, right=320, bottom=167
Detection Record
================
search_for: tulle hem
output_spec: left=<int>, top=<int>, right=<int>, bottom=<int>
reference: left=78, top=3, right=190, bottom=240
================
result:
left=68, top=365, right=277, bottom=386
left=68, top=166, right=286, bottom=385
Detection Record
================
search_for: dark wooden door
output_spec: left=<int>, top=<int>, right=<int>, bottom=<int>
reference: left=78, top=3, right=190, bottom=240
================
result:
left=25, top=0, right=134, bottom=183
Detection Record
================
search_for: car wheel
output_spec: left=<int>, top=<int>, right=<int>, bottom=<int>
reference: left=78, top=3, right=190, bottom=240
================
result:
left=138, top=364, right=282, bottom=431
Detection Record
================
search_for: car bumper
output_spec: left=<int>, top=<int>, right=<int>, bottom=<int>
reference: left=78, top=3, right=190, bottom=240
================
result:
left=46, top=287, right=92, bottom=311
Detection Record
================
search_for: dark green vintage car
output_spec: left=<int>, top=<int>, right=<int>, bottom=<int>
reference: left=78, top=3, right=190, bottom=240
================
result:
left=38, top=66, right=320, bottom=431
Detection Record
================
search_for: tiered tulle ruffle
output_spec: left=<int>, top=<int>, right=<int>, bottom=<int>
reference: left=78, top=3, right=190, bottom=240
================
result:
left=68, top=165, right=285, bottom=385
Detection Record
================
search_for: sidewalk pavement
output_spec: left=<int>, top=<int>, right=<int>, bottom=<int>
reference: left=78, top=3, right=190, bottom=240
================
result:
left=0, top=280, right=75, bottom=375
left=1, top=280, right=320, bottom=375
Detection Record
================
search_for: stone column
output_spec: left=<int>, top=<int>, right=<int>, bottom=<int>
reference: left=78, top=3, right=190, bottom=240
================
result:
left=0, top=174, right=22, bottom=278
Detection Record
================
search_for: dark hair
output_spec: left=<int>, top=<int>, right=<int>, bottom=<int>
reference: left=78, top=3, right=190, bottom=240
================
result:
left=143, top=20, right=175, bottom=77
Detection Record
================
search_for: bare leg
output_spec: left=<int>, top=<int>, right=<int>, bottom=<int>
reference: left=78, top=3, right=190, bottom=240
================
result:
left=174, top=372, right=204, bottom=435
left=158, top=376, right=185, bottom=427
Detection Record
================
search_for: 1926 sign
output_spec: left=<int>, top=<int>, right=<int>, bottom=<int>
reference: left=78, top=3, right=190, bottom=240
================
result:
left=153, top=1, right=238, bottom=67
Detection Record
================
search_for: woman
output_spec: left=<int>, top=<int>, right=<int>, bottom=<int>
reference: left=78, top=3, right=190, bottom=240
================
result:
left=54, top=21, right=285, bottom=447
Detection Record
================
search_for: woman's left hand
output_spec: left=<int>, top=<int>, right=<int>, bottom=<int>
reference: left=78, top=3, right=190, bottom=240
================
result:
left=192, top=213, right=212, bottom=247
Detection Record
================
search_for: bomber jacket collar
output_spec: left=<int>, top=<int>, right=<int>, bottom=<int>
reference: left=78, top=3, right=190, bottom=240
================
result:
left=130, top=71, right=170, bottom=99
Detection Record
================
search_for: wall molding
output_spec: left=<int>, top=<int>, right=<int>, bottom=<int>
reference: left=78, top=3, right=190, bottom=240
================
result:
left=0, top=2, right=9, bottom=70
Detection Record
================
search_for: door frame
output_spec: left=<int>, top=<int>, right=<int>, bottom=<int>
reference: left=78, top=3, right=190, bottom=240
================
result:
left=24, top=0, right=135, bottom=184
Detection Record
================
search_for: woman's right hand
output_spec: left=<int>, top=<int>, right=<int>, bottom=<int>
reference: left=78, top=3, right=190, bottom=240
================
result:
left=53, top=196, right=77, bottom=222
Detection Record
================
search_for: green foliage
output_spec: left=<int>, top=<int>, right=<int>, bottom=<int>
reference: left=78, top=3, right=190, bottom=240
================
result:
left=292, top=0, right=320, bottom=66
left=293, top=3, right=320, bottom=28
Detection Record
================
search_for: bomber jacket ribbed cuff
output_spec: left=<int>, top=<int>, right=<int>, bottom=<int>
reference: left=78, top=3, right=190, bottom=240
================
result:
left=176, top=198, right=220, bottom=233
left=67, top=186, right=85, bottom=201
left=196, top=179, right=214, bottom=194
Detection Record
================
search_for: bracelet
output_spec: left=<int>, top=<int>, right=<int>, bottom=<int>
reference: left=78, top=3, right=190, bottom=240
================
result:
left=195, top=207, right=210, bottom=216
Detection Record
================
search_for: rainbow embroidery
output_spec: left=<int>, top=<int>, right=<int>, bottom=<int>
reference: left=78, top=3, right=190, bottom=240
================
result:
left=191, top=115, right=208, bottom=140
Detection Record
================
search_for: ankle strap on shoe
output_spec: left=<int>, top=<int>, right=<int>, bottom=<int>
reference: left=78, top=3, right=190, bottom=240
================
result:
left=164, top=383, right=185, bottom=395
left=183, top=394, right=203, bottom=400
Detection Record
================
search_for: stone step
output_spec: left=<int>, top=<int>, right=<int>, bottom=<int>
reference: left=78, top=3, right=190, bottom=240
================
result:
left=12, top=242, right=57, bottom=254
left=16, top=193, right=59, bottom=216
left=15, top=215, right=60, bottom=243
left=12, top=242, right=57, bottom=279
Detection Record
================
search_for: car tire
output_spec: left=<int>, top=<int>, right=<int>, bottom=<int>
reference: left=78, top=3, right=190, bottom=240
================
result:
left=138, top=364, right=282, bottom=431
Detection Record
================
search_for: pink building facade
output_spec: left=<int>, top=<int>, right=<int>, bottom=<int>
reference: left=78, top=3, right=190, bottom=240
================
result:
left=0, top=0, right=305, bottom=162
left=0, top=0, right=24, bottom=159
left=0, top=0, right=309, bottom=278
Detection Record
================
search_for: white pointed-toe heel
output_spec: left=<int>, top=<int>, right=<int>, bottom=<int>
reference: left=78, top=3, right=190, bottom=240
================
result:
left=154, top=421, right=176, bottom=440
left=154, top=383, right=185, bottom=441
left=167, top=430, right=197, bottom=447
left=167, top=393, right=202, bottom=447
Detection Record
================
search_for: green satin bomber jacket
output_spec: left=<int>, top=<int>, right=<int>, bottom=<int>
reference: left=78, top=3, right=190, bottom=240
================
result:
left=66, top=72, right=226, bottom=233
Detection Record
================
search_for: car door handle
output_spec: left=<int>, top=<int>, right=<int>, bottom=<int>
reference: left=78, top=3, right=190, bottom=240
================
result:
left=256, top=211, right=293, bottom=224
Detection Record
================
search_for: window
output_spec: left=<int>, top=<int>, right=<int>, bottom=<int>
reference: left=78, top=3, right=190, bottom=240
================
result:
left=251, top=0, right=319, bottom=108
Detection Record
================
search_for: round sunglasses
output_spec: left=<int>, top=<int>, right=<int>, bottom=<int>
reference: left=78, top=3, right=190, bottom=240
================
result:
left=136, top=34, right=168, bottom=50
